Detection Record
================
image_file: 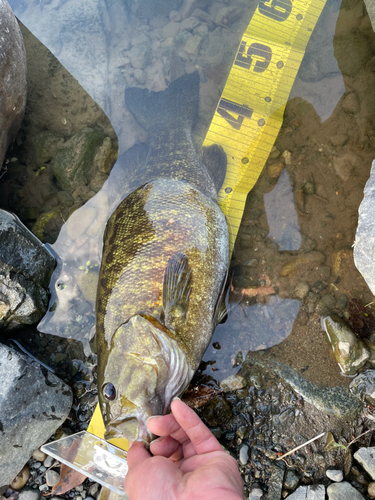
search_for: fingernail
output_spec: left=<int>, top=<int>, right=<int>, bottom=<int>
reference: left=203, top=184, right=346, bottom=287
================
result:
left=148, top=415, right=162, bottom=422
left=172, top=396, right=181, bottom=402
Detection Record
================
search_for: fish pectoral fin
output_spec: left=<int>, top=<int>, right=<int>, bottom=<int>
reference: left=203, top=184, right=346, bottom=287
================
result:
left=214, top=270, right=229, bottom=326
left=162, top=252, right=192, bottom=328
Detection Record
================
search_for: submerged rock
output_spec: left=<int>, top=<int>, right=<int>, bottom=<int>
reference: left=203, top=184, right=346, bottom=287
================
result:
left=321, top=315, right=370, bottom=376
left=0, top=210, right=55, bottom=330
left=244, top=353, right=363, bottom=418
left=0, top=344, right=72, bottom=487
left=53, top=127, right=106, bottom=193
left=354, top=160, right=375, bottom=295
left=0, top=0, right=27, bottom=169
left=350, top=369, right=375, bottom=405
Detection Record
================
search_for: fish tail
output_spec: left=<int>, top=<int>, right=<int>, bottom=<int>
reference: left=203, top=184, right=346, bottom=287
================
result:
left=125, top=71, right=200, bottom=131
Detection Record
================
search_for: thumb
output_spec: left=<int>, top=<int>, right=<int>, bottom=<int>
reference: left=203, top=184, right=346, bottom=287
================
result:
left=127, top=441, right=151, bottom=470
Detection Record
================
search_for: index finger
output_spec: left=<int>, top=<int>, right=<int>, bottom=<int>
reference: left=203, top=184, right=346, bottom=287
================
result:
left=170, top=399, right=223, bottom=456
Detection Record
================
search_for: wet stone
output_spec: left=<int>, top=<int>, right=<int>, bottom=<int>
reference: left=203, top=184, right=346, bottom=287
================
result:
left=284, top=470, right=300, bottom=490
left=200, top=395, right=232, bottom=426
left=267, top=461, right=285, bottom=499
left=326, top=469, right=344, bottom=482
left=220, top=374, right=247, bottom=392
left=327, top=481, right=365, bottom=499
left=354, top=447, right=375, bottom=480
left=322, top=315, right=370, bottom=376
left=294, top=282, right=309, bottom=299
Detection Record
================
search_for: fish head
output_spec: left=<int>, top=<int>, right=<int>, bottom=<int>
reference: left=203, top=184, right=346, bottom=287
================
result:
left=98, top=314, right=189, bottom=444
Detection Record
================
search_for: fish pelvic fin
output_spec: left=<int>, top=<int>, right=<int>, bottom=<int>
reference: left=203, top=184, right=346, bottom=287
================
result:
left=125, top=71, right=200, bottom=132
left=162, top=252, right=192, bottom=331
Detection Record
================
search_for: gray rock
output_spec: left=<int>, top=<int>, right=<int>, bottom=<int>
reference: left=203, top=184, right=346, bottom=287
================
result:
left=220, top=374, right=247, bottom=392
left=327, top=481, right=365, bottom=499
left=239, top=444, right=249, bottom=465
left=0, top=344, right=72, bottom=487
left=284, top=470, right=300, bottom=490
left=53, top=127, right=106, bottom=193
left=326, top=469, right=344, bottom=482
left=354, top=160, right=375, bottom=295
left=45, top=469, right=60, bottom=487
left=364, top=0, right=375, bottom=31
left=0, top=0, right=27, bottom=168
left=350, top=370, right=375, bottom=405
left=287, top=485, right=325, bottom=499
left=18, top=487, right=41, bottom=500
left=248, top=485, right=263, bottom=499
left=266, top=461, right=285, bottom=499
left=354, top=447, right=375, bottom=480
left=0, top=210, right=55, bottom=331
left=321, top=315, right=370, bottom=376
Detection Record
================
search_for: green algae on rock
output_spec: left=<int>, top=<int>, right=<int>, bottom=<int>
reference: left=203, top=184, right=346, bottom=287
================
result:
left=322, top=314, right=370, bottom=376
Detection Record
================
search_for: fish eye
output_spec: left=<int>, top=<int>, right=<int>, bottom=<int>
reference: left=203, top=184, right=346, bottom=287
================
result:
left=102, top=383, right=116, bottom=401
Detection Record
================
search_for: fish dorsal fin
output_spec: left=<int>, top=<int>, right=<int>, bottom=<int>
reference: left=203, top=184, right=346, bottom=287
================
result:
left=162, top=253, right=192, bottom=330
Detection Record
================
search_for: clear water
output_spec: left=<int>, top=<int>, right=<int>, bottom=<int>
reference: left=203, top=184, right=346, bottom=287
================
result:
left=8, top=0, right=375, bottom=387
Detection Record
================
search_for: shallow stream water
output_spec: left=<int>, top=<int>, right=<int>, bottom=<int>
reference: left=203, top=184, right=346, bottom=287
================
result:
left=3, top=0, right=375, bottom=393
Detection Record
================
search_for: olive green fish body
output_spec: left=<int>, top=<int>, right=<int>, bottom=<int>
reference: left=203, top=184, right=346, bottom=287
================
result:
left=96, top=73, right=229, bottom=442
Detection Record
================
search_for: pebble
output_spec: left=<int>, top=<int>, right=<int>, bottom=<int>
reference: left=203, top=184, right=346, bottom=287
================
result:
left=11, top=465, right=30, bottom=490
left=280, top=251, right=325, bottom=277
left=294, top=282, right=309, bottom=300
left=329, top=134, right=348, bottom=146
left=220, top=374, right=247, bottom=392
left=268, top=162, right=284, bottom=179
left=354, top=447, right=375, bottom=480
left=326, top=469, right=344, bottom=482
left=284, top=470, right=300, bottom=490
left=327, top=481, right=365, bottom=499
left=18, top=488, right=41, bottom=500
left=368, top=482, right=375, bottom=498
left=239, top=444, right=249, bottom=465
left=32, top=450, right=47, bottom=462
left=46, top=469, right=60, bottom=487
left=342, top=91, right=360, bottom=114
left=331, top=248, right=353, bottom=277
left=350, top=370, right=375, bottom=405
left=248, top=484, right=264, bottom=499
left=88, top=484, right=100, bottom=498
left=43, top=455, right=55, bottom=468
left=39, top=484, right=49, bottom=493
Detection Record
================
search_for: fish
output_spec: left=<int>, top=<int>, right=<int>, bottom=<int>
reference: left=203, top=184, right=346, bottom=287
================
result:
left=96, top=71, right=229, bottom=443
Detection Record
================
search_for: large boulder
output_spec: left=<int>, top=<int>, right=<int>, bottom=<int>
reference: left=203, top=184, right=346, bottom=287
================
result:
left=354, top=160, right=375, bottom=294
left=0, top=209, right=55, bottom=330
left=0, top=343, right=73, bottom=488
left=0, top=0, right=27, bottom=168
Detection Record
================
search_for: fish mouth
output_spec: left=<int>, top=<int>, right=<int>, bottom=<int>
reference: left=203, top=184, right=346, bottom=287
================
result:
left=105, top=415, right=152, bottom=443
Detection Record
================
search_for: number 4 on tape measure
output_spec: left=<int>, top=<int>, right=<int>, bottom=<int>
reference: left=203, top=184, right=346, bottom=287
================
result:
left=203, top=0, right=328, bottom=250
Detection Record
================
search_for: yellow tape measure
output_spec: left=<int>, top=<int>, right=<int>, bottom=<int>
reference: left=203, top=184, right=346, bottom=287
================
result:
left=87, top=0, right=327, bottom=442
left=204, top=0, right=328, bottom=249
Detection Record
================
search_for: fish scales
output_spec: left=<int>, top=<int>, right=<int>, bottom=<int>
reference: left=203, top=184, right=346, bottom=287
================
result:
left=96, top=72, right=229, bottom=443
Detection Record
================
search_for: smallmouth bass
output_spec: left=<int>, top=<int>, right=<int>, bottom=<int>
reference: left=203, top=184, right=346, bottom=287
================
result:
left=96, top=72, right=229, bottom=443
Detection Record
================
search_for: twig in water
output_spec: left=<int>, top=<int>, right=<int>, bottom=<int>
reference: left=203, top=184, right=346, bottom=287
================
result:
left=276, top=432, right=326, bottom=460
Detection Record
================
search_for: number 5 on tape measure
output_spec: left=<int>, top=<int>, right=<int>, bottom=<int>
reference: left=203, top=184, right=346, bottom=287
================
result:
left=203, top=0, right=328, bottom=250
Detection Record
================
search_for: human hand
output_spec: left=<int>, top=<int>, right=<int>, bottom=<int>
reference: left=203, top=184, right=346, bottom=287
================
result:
left=124, top=398, right=244, bottom=500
